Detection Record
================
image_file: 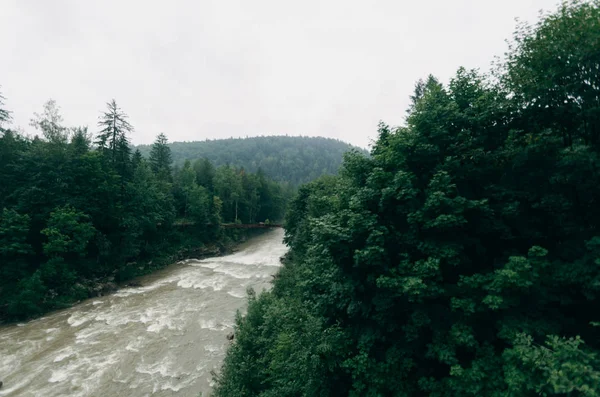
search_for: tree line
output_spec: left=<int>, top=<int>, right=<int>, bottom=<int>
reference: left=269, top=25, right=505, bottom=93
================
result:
left=137, top=135, right=367, bottom=186
left=0, top=98, right=288, bottom=321
left=215, top=1, right=600, bottom=395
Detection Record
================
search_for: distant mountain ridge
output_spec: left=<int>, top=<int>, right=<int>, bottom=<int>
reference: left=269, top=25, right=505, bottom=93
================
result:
left=136, top=135, right=367, bottom=185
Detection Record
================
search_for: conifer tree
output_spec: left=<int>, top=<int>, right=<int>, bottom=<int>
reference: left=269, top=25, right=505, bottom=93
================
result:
left=149, top=133, right=173, bottom=181
left=96, top=99, right=133, bottom=164
left=0, top=87, right=11, bottom=130
left=131, top=149, right=143, bottom=170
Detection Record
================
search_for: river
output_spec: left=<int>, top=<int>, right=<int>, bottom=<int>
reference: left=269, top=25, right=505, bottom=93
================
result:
left=0, top=229, right=287, bottom=397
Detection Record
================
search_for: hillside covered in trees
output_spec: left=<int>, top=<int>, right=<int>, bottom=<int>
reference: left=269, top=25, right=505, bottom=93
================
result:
left=0, top=99, right=288, bottom=321
left=215, top=2, right=600, bottom=395
left=137, top=136, right=366, bottom=186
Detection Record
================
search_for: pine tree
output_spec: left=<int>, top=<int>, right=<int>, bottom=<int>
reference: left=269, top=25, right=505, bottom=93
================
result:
left=132, top=149, right=144, bottom=170
left=149, top=133, right=173, bottom=181
left=96, top=99, right=133, bottom=181
left=69, top=127, right=91, bottom=156
left=0, top=87, right=11, bottom=130
left=193, top=158, right=215, bottom=191
left=115, top=133, right=132, bottom=178
left=96, top=99, right=133, bottom=164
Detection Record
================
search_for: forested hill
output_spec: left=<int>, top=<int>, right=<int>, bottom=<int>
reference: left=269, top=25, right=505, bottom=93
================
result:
left=136, top=136, right=366, bottom=185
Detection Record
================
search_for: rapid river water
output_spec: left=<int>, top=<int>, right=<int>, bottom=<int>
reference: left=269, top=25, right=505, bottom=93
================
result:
left=0, top=229, right=287, bottom=397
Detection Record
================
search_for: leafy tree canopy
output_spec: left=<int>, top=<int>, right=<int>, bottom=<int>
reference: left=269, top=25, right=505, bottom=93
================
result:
left=215, top=2, right=600, bottom=395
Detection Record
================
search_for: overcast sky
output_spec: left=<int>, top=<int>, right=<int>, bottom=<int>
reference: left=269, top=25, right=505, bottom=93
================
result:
left=1, top=0, right=556, bottom=149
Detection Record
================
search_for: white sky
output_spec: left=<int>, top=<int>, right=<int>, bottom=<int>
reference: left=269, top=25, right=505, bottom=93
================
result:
left=1, top=0, right=557, bottom=149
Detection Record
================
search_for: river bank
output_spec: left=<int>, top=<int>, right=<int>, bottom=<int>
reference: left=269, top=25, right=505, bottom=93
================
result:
left=0, top=229, right=287, bottom=397
left=83, top=230, right=253, bottom=298
left=0, top=228, right=266, bottom=325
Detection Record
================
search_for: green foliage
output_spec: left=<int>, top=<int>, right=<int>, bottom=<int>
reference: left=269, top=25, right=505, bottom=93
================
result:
left=0, top=87, right=12, bottom=128
left=29, top=99, right=69, bottom=144
left=214, top=165, right=244, bottom=222
left=96, top=99, right=133, bottom=175
left=38, top=258, right=77, bottom=297
left=186, top=185, right=211, bottom=225
left=208, top=164, right=288, bottom=224
left=149, top=133, right=173, bottom=181
left=41, top=205, right=96, bottom=257
left=137, top=136, right=366, bottom=186
left=0, top=208, right=32, bottom=283
left=0, top=208, right=32, bottom=257
left=6, top=271, right=47, bottom=318
left=504, top=0, right=600, bottom=149
left=215, top=2, right=600, bottom=395
left=504, top=334, right=600, bottom=396
left=193, top=158, right=215, bottom=191
left=69, top=126, right=92, bottom=156
left=0, top=97, right=288, bottom=321
left=215, top=290, right=342, bottom=397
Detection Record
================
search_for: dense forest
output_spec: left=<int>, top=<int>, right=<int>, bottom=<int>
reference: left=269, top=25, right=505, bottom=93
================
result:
left=215, top=2, right=600, bottom=396
left=136, top=136, right=366, bottom=186
left=0, top=99, right=288, bottom=321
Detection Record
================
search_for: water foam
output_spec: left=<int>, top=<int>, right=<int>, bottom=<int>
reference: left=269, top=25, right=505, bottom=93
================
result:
left=177, top=273, right=229, bottom=291
left=49, top=367, right=71, bottom=383
left=112, top=281, right=170, bottom=298
left=211, top=263, right=257, bottom=279
left=135, top=361, right=177, bottom=378
left=0, top=372, right=40, bottom=395
left=196, top=262, right=220, bottom=269
left=140, top=306, right=184, bottom=333
left=74, top=325, right=110, bottom=344
left=203, top=344, right=223, bottom=355
left=227, top=290, right=246, bottom=298
left=0, top=228, right=288, bottom=397
left=198, top=318, right=231, bottom=331
left=53, top=347, right=76, bottom=363
left=67, top=311, right=97, bottom=327
left=125, top=337, right=145, bottom=352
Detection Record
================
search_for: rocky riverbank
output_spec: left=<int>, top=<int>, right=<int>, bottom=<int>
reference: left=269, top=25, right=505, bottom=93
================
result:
left=83, top=241, right=233, bottom=298
left=0, top=229, right=264, bottom=325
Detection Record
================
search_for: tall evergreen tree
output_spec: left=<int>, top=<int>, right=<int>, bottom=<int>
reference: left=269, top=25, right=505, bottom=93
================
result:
left=96, top=99, right=133, bottom=164
left=131, top=148, right=143, bottom=170
left=193, top=158, right=216, bottom=192
left=0, top=87, right=11, bottom=130
left=69, top=126, right=91, bottom=156
left=214, top=165, right=243, bottom=222
left=115, top=133, right=132, bottom=178
left=149, top=133, right=173, bottom=181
